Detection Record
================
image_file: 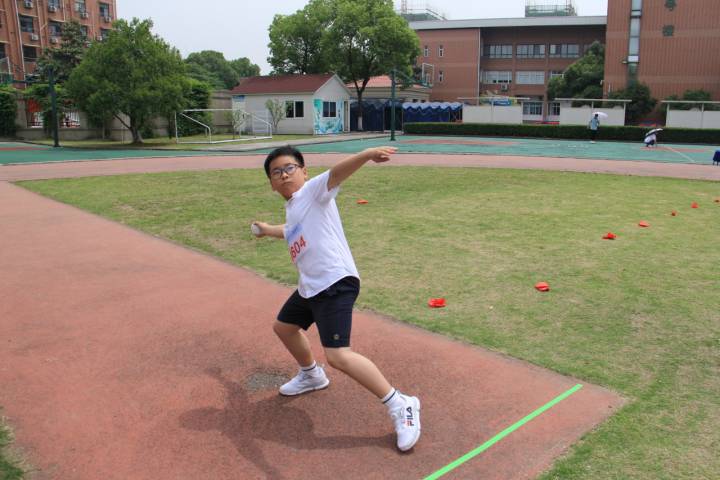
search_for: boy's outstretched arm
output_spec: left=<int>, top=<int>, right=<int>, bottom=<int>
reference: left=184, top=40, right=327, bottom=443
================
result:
left=251, top=222, right=285, bottom=239
left=327, top=147, right=396, bottom=190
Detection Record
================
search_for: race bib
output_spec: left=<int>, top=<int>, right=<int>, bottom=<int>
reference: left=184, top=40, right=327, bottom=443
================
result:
left=286, top=224, right=308, bottom=263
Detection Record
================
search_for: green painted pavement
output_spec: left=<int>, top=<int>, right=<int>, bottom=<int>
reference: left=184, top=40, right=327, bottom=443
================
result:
left=245, top=135, right=719, bottom=165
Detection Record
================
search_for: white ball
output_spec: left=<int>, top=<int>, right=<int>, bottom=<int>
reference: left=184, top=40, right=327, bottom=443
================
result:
left=251, top=224, right=261, bottom=236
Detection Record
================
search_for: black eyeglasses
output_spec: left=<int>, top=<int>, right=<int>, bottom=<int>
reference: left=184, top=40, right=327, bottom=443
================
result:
left=270, top=163, right=301, bottom=180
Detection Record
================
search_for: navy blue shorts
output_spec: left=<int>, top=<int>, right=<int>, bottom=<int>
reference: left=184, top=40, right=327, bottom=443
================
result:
left=277, top=276, right=360, bottom=348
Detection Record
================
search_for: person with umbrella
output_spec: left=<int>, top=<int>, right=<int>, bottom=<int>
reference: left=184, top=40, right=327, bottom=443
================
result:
left=645, top=128, right=663, bottom=148
left=588, top=112, right=607, bottom=143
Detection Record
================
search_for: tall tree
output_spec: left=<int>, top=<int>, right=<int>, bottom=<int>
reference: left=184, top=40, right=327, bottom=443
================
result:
left=267, top=0, right=332, bottom=74
left=36, top=20, right=89, bottom=83
left=185, top=50, right=239, bottom=90
left=324, top=0, right=420, bottom=130
left=547, top=41, right=605, bottom=100
left=229, top=57, right=260, bottom=78
left=610, top=81, right=657, bottom=124
left=66, top=18, right=190, bottom=144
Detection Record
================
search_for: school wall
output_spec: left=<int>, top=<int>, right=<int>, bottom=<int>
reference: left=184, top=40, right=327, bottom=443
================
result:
left=559, top=106, right=626, bottom=126
left=463, top=105, right=523, bottom=124
left=666, top=110, right=720, bottom=129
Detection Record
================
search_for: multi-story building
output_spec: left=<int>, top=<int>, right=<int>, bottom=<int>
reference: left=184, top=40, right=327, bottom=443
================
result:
left=0, top=0, right=117, bottom=83
left=410, top=15, right=606, bottom=122
left=604, top=0, right=720, bottom=101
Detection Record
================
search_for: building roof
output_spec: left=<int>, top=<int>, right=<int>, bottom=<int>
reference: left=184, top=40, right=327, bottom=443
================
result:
left=410, top=15, right=606, bottom=30
left=230, top=73, right=337, bottom=95
left=345, top=76, right=430, bottom=90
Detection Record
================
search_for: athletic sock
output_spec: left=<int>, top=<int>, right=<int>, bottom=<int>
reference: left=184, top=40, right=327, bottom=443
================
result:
left=382, top=388, right=404, bottom=410
left=301, top=361, right=317, bottom=373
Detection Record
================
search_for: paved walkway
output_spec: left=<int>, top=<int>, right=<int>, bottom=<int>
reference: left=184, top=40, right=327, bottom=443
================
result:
left=0, top=161, right=625, bottom=478
left=2, top=152, right=720, bottom=182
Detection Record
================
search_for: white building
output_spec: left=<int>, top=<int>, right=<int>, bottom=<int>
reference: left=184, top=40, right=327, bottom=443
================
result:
left=229, top=73, right=351, bottom=135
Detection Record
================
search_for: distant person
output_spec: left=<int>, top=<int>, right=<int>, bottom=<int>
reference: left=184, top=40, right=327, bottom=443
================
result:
left=644, top=132, right=657, bottom=148
left=588, top=113, right=600, bottom=143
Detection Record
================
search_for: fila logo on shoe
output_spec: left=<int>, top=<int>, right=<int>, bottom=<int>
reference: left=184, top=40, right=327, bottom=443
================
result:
left=405, top=406, right=415, bottom=426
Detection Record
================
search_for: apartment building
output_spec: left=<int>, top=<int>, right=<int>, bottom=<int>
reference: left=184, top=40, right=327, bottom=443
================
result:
left=0, top=0, right=117, bottom=83
left=410, top=16, right=606, bottom=122
left=604, top=0, right=720, bottom=101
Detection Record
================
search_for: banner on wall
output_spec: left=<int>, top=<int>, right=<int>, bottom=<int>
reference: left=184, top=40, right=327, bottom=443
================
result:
left=314, top=100, right=344, bottom=134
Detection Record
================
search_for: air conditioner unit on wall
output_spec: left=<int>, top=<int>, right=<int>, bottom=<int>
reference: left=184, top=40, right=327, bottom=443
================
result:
left=48, top=5, right=58, bottom=12
left=102, top=15, right=112, bottom=22
left=500, top=84, right=509, bottom=91
left=50, top=37, right=59, bottom=44
left=80, top=12, right=89, bottom=18
left=30, top=33, right=39, bottom=41
left=24, top=0, right=33, bottom=8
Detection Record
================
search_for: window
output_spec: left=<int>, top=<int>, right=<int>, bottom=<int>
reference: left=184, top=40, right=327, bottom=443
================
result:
left=438, top=70, right=444, bottom=83
left=99, top=2, right=111, bottom=17
left=23, top=46, right=37, bottom=61
left=285, top=100, right=304, bottom=118
left=423, top=45, right=428, bottom=57
left=516, top=44, right=545, bottom=58
left=516, top=71, right=545, bottom=85
left=631, top=0, right=642, bottom=15
left=438, top=45, right=444, bottom=57
left=49, top=21, right=63, bottom=37
left=549, top=70, right=565, bottom=79
left=80, top=25, right=88, bottom=38
left=549, top=44, right=580, bottom=58
left=48, top=0, right=60, bottom=7
left=483, top=44, right=512, bottom=58
left=19, top=15, right=34, bottom=33
left=322, top=101, right=336, bottom=118
left=549, top=102, right=561, bottom=116
left=0, top=44, right=6, bottom=60
left=523, top=102, right=543, bottom=116
left=483, top=71, right=512, bottom=84
left=628, top=17, right=641, bottom=58
left=100, top=28, right=111, bottom=40
left=75, top=0, right=86, bottom=13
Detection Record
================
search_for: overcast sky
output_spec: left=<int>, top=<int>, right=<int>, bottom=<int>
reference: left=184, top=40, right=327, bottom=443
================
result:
left=117, top=1, right=608, bottom=75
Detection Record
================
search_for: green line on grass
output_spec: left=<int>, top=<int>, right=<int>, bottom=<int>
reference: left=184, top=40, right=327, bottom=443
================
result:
left=424, top=383, right=583, bottom=480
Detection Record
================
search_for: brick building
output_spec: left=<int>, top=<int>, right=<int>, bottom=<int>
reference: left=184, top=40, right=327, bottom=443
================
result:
left=0, top=0, right=117, bottom=83
left=604, top=0, right=720, bottom=101
left=410, top=16, right=606, bottom=122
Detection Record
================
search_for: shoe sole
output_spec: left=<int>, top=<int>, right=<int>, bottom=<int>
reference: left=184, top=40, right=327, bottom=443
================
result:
left=398, top=397, right=421, bottom=452
left=279, top=377, right=330, bottom=396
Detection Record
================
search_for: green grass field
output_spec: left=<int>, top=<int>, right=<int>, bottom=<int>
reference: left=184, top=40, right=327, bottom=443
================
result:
left=11, top=166, right=720, bottom=479
left=0, top=416, right=24, bottom=480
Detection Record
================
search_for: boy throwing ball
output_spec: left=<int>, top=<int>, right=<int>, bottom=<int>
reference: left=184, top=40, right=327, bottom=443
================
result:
left=252, top=145, right=421, bottom=452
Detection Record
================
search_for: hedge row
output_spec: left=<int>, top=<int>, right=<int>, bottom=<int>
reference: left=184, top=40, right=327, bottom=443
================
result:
left=403, top=122, right=720, bottom=145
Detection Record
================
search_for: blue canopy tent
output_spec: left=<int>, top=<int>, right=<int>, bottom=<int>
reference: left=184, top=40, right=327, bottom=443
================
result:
left=350, top=99, right=404, bottom=131
left=402, top=102, right=463, bottom=124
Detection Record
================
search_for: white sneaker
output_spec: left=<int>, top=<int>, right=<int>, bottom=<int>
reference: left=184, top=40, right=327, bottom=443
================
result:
left=279, top=365, right=330, bottom=396
left=389, top=394, right=421, bottom=451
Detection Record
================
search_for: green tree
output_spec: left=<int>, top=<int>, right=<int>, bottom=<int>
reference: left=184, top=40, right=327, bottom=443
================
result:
left=66, top=18, right=190, bottom=144
left=185, top=50, right=239, bottom=90
left=610, top=81, right=657, bottom=124
left=267, top=0, right=332, bottom=74
left=665, top=89, right=718, bottom=111
left=36, top=20, right=89, bottom=83
left=265, top=98, right=286, bottom=133
left=175, top=79, right=213, bottom=137
left=229, top=57, right=260, bottom=78
left=547, top=41, right=605, bottom=100
left=324, top=0, right=419, bottom=130
left=0, top=85, right=18, bottom=136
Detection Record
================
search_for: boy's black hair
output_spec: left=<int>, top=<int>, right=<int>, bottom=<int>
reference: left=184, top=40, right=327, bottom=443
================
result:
left=264, top=146, right=305, bottom=178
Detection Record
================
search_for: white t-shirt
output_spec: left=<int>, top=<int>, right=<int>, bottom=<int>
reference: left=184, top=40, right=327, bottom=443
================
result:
left=283, top=170, right=359, bottom=298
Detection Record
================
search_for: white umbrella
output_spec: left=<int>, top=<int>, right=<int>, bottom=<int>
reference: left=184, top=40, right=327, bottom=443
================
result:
left=591, top=112, right=609, bottom=119
left=646, top=128, right=663, bottom=136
